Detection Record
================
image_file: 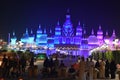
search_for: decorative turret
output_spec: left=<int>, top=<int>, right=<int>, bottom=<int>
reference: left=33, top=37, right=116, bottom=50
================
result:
left=91, top=29, right=94, bottom=35
left=37, top=24, right=42, bottom=34
left=44, top=28, right=46, bottom=34
left=76, top=21, right=82, bottom=37
left=82, top=30, right=87, bottom=39
left=54, top=20, right=62, bottom=44
left=55, top=20, right=61, bottom=36
left=97, top=25, right=103, bottom=45
left=25, top=28, right=29, bottom=35
left=104, top=31, right=109, bottom=39
left=63, top=9, right=73, bottom=36
left=28, top=29, right=35, bottom=43
left=10, top=31, right=17, bottom=45
left=104, top=31, right=110, bottom=44
left=111, top=29, right=116, bottom=37
left=110, top=29, right=116, bottom=42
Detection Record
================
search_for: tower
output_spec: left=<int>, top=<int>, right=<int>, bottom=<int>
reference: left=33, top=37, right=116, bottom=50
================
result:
left=36, top=25, right=47, bottom=47
left=62, top=9, right=74, bottom=37
left=21, top=28, right=29, bottom=43
left=62, top=9, right=74, bottom=44
left=54, top=20, right=61, bottom=44
left=75, top=21, right=82, bottom=44
left=28, top=29, right=35, bottom=43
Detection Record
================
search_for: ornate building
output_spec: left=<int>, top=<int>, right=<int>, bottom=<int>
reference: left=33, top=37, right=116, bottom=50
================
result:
left=9, top=10, right=118, bottom=58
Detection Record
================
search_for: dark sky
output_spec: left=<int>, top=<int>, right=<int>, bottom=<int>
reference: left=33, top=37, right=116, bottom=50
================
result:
left=0, top=0, right=120, bottom=41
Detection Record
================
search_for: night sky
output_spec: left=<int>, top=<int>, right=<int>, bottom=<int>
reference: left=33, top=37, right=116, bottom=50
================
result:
left=0, top=0, right=120, bottom=41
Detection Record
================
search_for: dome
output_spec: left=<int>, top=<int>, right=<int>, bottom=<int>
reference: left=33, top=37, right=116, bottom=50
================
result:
left=88, top=35, right=98, bottom=44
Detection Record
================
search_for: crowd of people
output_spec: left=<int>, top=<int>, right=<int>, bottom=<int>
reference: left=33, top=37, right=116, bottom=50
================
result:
left=0, top=53, right=120, bottom=80
left=42, top=56, right=120, bottom=80
left=0, top=54, right=34, bottom=79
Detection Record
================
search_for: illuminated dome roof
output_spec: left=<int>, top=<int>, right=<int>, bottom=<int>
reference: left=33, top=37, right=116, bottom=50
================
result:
left=88, top=29, right=98, bottom=44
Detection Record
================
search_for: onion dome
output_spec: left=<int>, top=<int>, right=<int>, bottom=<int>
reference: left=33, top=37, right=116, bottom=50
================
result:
left=88, top=29, right=98, bottom=44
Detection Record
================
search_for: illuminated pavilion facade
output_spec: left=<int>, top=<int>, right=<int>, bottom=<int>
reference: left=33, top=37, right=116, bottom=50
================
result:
left=9, top=11, right=119, bottom=58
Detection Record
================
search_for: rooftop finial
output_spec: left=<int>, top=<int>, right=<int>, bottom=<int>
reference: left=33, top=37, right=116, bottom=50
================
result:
left=91, top=29, right=94, bottom=35
left=39, top=24, right=41, bottom=29
left=106, top=31, right=108, bottom=35
left=99, top=25, right=101, bottom=30
left=31, top=29, right=33, bottom=34
left=78, top=21, right=80, bottom=25
left=26, top=28, right=28, bottom=34
left=13, top=31, right=15, bottom=36
left=50, top=29, right=52, bottom=33
left=67, top=8, right=70, bottom=14
left=44, top=28, right=46, bottom=34
left=84, top=30, right=86, bottom=34
left=112, top=29, right=116, bottom=36
left=57, top=20, right=60, bottom=25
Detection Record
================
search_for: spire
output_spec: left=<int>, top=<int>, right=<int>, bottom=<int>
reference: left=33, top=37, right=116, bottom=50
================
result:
left=44, top=28, right=46, bottom=34
left=26, top=28, right=28, bottom=34
left=112, top=29, right=116, bottom=36
left=66, top=8, right=70, bottom=19
left=67, top=8, right=70, bottom=14
left=106, top=31, right=108, bottom=36
left=99, top=25, right=101, bottom=30
left=39, top=24, right=41, bottom=29
left=91, top=29, right=94, bottom=35
left=57, top=20, right=60, bottom=25
left=50, top=29, right=52, bottom=33
left=84, top=30, right=86, bottom=34
left=78, top=21, right=80, bottom=26
left=13, top=31, right=15, bottom=36
left=31, top=29, right=33, bottom=34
